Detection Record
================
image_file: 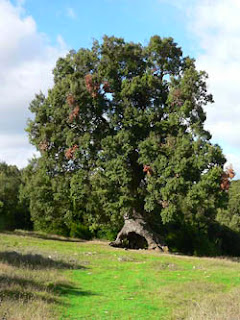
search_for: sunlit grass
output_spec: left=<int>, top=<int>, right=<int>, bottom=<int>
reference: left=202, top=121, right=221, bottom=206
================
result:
left=0, top=231, right=240, bottom=319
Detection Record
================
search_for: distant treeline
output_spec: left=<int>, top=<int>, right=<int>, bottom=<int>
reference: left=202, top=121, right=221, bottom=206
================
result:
left=1, top=160, right=240, bottom=256
left=0, top=162, right=32, bottom=231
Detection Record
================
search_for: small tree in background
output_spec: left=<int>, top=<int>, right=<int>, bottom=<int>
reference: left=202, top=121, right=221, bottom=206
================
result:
left=217, top=173, right=240, bottom=233
left=0, top=162, right=31, bottom=230
left=27, top=36, right=227, bottom=251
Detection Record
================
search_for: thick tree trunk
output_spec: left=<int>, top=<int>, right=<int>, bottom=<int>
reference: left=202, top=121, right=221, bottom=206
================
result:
left=109, top=209, right=167, bottom=252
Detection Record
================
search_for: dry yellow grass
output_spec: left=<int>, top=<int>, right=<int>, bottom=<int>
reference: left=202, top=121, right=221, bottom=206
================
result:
left=0, top=259, right=68, bottom=319
left=185, top=287, right=240, bottom=320
left=0, top=233, right=81, bottom=320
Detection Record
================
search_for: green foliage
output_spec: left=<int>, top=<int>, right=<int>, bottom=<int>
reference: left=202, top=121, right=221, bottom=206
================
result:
left=164, top=222, right=219, bottom=256
left=20, top=159, right=94, bottom=238
left=69, top=222, right=92, bottom=240
left=26, top=36, right=227, bottom=251
left=96, top=227, right=118, bottom=241
left=217, top=180, right=240, bottom=232
left=20, top=159, right=71, bottom=235
left=0, top=162, right=31, bottom=231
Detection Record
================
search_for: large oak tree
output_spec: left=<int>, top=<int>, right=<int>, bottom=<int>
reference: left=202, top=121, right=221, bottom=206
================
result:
left=27, top=36, right=226, bottom=250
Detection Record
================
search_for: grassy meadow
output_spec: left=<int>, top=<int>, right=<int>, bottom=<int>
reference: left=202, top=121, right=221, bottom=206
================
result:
left=0, top=231, right=240, bottom=319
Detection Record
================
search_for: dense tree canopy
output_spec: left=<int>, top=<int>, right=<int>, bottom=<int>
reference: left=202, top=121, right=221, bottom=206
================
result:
left=217, top=179, right=240, bottom=232
left=0, top=162, right=31, bottom=230
left=26, top=35, right=227, bottom=251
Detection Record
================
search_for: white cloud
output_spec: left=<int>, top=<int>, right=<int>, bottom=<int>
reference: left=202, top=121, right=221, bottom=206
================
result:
left=66, top=7, right=76, bottom=19
left=224, top=152, right=240, bottom=180
left=0, top=133, right=39, bottom=168
left=0, top=0, right=67, bottom=168
left=188, top=0, right=240, bottom=176
left=166, top=0, right=240, bottom=176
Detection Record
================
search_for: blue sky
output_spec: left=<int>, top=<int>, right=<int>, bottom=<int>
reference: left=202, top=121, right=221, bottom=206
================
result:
left=18, top=0, right=192, bottom=53
left=1, top=0, right=240, bottom=177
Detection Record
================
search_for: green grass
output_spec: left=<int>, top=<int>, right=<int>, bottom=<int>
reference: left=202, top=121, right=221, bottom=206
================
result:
left=1, top=231, right=240, bottom=319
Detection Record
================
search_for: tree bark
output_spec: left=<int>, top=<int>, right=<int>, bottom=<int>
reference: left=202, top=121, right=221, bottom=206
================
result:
left=109, top=209, right=167, bottom=252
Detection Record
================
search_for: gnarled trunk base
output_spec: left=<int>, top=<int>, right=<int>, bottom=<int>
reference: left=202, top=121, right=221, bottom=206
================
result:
left=109, top=211, right=168, bottom=252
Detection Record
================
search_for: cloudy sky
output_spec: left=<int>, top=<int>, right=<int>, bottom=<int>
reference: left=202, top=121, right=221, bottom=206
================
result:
left=1, top=0, right=240, bottom=176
